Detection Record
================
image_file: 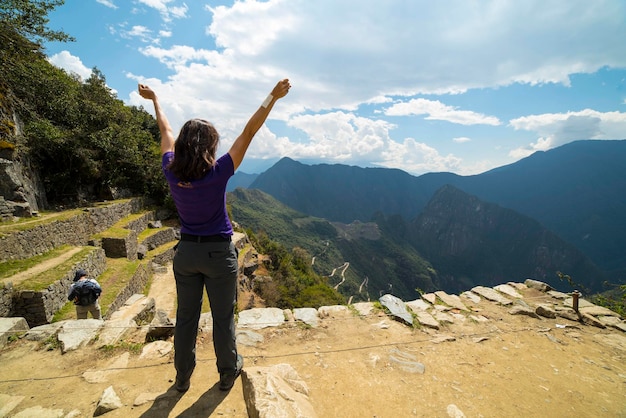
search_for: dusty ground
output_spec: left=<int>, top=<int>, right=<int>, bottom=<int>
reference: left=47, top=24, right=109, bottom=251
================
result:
left=1, top=267, right=625, bottom=418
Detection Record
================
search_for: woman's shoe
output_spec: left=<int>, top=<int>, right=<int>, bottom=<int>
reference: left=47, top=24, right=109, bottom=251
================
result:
left=219, top=354, right=243, bottom=391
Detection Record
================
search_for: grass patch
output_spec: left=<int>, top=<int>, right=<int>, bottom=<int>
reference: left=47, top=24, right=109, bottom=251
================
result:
left=52, top=301, right=77, bottom=322
left=92, top=226, right=133, bottom=240
left=142, top=273, right=154, bottom=296
left=41, top=335, right=61, bottom=351
left=97, top=258, right=141, bottom=317
left=146, top=240, right=177, bottom=259
left=6, top=333, right=23, bottom=345
left=99, top=340, right=144, bottom=356
left=347, top=304, right=362, bottom=317
left=0, top=244, right=75, bottom=279
left=372, top=301, right=385, bottom=313
left=137, top=226, right=167, bottom=242
left=410, top=311, right=421, bottom=329
left=13, top=246, right=98, bottom=291
left=113, top=211, right=146, bottom=226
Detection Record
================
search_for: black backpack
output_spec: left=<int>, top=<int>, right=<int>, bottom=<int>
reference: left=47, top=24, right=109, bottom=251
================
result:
left=74, top=280, right=100, bottom=306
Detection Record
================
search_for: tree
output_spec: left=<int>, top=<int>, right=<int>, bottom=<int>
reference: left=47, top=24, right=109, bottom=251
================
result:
left=1, top=0, right=73, bottom=117
left=0, top=1, right=168, bottom=206
left=0, top=0, right=73, bottom=46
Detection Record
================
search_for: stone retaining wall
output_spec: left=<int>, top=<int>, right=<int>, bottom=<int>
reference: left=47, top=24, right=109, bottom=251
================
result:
left=151, top=247, right=176, bottom=266
left=141, top=228, right=177, bottom=251
left=0, top=198, right=143, bottom=263
left=0, top=283, right=12, bottom=317
left=10, top=247, right=107, bottom=327
left=86, top=198, right=144, bottom=233
left=0, top=212, right=92, bottom=262
left=101, top=229, right=139, bottom=260
left=125, top=211, right=155, bottom=234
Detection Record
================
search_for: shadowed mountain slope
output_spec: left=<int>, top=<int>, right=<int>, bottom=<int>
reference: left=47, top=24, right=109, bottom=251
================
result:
left=407, top=185, right=606, bottom=293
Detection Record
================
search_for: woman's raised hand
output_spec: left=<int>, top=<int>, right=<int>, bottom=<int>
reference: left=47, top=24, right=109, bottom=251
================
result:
left=138, top=84, right=156, bottom=100
left=271, top=79, right=291, bottom=99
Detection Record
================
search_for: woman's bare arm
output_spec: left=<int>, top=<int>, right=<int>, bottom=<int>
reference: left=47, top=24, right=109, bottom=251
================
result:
left=138, top=84, right=175, bottom=155
left=229, top=79, right=291, bottom=171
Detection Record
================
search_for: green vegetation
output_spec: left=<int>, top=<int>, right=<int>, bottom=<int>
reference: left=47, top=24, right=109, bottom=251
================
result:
left=229, top=188, right=438, bottom=302
left=93, top=226, right=133, bottom=240
left=371, top=301, right=384, bottom=312
left=41, top=334, right=60, bottom=351
left=590, top=286, right=626, bottom=317
left=98, top=340, right=144, bottom=356
left=95, top=258, right=140, bottom=317
left=137, top=225, right=166, bottom=242
left=145, top=240, right=177, bottom=259
left=1, top=1, right=167, bottom=206
left=249, top=230, right=345, bottom=309
left=51, top=300, right=74, bottom=322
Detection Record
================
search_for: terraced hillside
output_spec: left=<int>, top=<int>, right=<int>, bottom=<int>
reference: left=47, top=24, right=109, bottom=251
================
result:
left=0, top=198, right=178, bottom=326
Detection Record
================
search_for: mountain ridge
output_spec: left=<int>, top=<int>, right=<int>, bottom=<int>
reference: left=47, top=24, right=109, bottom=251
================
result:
left=229, top=185, right=605, bottom=300
left=407, top=184, right=606, bottom=293
left=248, top=140, right=626, bottom=277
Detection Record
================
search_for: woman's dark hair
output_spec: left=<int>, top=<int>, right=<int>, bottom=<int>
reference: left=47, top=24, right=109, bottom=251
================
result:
left=168, top=118, right=220, bottom=181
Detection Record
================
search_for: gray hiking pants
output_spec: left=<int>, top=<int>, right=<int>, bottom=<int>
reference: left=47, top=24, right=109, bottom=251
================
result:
left=76, top=301, right=101, bottom=319
left=172, top=239, right=239, bottom=382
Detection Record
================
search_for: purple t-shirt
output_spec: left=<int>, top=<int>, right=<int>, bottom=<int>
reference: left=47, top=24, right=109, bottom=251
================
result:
left=162, top=151, right=234, bottom=236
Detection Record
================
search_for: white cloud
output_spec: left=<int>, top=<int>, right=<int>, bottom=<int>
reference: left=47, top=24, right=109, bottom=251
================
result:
left=375, top=138, right=463, bottom=174
left=385, top=99, right=501, bottom=126
left=207, top=0, right=297, bottom=55
left=130, top=0, right=626, bottom=115
left=47, top=51, right=93, bottom=80
left=139, top=0, right=626, bottom=122
left=136, top=0, right=188, bottom=22
left=453, top=137, right=471, bottom=143
left=121, top=25, right=154, bottom=43
left=96, top=0, right=117, bottom=9
left=286, top=112, right=393, bottom=160
left=139, top=45, right=221, bottom=69
left=509, top=109, right=626, bottom=158
left=125, top=0, right=626, bottom=175
left=202, top=0, right=625, bottom=99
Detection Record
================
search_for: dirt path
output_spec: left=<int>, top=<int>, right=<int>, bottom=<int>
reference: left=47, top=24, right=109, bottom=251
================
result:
left=1, top=262, right=625, bottom=417
left=149, top=264, right=177, bottom=317
left=1, top=277, right=625, bottom=417
left=2, top=246, right=83, bottom=287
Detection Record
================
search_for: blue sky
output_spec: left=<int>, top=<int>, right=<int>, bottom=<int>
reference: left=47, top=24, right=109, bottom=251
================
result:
left=44, top=0, right=626, bottom=175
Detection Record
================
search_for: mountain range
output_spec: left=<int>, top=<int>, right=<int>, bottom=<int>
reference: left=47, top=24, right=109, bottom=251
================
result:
left=228, top=140, right=625, bottom=300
